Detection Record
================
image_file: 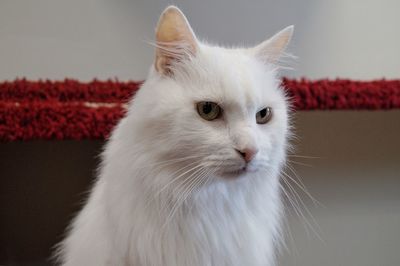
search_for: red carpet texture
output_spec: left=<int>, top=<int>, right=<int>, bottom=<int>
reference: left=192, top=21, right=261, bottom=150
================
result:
left=0, top=78, right=399, bottom=141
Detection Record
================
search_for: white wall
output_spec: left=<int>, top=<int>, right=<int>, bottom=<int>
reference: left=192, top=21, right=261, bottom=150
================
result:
left=1, top=0, right=399, bottom=81
left=1, top=1, right=399, bottom=265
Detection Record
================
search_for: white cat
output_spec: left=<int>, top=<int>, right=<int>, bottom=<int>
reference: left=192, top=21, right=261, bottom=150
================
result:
left=57, top=6, right=293, bottom=266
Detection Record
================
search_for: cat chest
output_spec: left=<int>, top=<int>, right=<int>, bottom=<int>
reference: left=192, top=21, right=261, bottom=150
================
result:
left=129, top=210, right=274, bottom=265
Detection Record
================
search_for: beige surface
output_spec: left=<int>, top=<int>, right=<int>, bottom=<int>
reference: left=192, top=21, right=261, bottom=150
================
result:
left=280, top=111, right=400, bottom=266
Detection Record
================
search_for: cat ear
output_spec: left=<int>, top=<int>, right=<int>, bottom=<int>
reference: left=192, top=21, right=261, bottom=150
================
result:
left=251, top=25, right=294, bottom=64
left=154, top=6, right=198, bottom=75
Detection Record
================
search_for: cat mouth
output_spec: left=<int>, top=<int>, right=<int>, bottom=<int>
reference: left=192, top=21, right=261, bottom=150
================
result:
left=219, top=164, right=257, bottom=178
left=219, top=166, right=257, bottom=178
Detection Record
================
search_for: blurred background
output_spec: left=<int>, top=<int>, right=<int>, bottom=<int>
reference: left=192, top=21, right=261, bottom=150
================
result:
left=0, top=0, right=399, bottom=265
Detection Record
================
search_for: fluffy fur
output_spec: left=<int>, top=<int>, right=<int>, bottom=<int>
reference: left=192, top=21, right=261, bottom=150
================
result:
left=57, top=6, right=293, bottom=266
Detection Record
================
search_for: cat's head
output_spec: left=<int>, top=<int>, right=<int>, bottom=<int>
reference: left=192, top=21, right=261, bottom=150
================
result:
left=129, top=6, right=293, bottom=183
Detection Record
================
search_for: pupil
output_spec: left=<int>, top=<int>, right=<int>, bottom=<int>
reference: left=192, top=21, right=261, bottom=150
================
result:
left=260, top=109, right=267, bottom=117
left=203, top=102, right=212, bottom=114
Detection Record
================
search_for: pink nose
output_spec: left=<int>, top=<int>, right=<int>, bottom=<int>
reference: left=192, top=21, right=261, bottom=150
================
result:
left=236, top=147, right=258, bottom=163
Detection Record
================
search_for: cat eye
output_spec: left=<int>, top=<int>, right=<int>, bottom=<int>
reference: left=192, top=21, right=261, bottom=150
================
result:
left=256, top=107, right=272, bottom=124
left=196, top=101, right=221, bottom=121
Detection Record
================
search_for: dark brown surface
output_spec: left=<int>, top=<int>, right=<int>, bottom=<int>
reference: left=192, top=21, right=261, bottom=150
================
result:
left=0, top=141, right=103, bottom=265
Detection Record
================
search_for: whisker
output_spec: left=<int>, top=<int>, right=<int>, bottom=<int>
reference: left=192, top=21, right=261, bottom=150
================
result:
left=280, top=172, right=323, bottom=242
left=163, top=166, right=206, bottom=227
left=180, top=168, right=208, bottom=209
left=143, top=161, right=203, bottom=211
left=279, top=178, right=310, bottom=234
left=278, top=184, right=300, bottom=257
left=159, top=163, right=204, bottom=211
left=157, top=162, right=203, bottom=195
left=136, top=154, right=205, bottom=170
left=284, top=165, right=322, bottom=207
left=287, top=154, right=320, bottom=159
left=281, top=175, right=320, bottom=240
left=287, top=159, right=313, bottom=168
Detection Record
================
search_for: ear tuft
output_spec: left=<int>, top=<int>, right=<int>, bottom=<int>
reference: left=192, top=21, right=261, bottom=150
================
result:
left=155, top=6, right=198, bottom=75
left=252, top=25, right=294, bottom=64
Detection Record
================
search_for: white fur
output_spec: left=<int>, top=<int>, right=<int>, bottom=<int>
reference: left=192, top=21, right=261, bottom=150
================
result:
left=57, top=10, right=292, bottom=266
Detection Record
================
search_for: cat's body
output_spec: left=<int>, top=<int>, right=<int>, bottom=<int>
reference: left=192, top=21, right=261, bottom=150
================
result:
left=58, top=6, right=293, bottom=266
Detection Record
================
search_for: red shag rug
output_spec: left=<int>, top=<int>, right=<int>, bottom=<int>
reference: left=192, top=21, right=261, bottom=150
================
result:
left=0, top=78, right=399, bottom=141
